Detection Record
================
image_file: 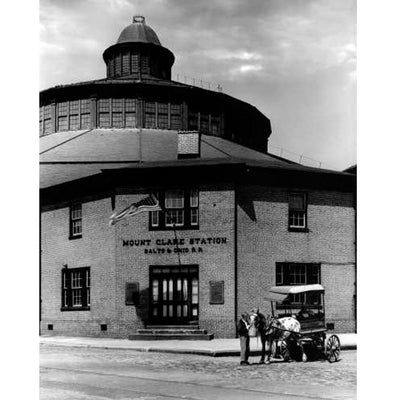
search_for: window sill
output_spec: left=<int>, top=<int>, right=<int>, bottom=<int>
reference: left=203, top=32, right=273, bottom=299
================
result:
left=288, top=227, right=309, bottom=233
left=69, top=234, right=82, bottom=240
left=61, top=306, right=90, bottom=312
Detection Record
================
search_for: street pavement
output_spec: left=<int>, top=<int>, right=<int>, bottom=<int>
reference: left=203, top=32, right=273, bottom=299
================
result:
left=40, top=344, right=356, bottom=399
left=40, top=333, right=356, bottom=357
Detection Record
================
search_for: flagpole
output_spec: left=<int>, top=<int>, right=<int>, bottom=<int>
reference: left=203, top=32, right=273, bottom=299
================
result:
left=172, top=223, right=182, bottom=266
left=139, top=128, right=142, bottom=163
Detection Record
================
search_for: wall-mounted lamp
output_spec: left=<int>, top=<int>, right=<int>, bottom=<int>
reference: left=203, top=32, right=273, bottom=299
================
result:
left=63, top=263, right=68, bottom=269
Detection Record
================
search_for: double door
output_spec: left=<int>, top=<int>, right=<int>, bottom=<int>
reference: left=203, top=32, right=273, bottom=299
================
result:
left=150, top=265, right=199, bottom=324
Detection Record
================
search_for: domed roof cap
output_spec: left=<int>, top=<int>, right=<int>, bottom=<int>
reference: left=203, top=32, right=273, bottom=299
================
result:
left=117, top=16, right=161, bottom=46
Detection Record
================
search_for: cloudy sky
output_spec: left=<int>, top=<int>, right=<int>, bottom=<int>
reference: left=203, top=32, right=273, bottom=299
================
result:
left=40, top=0, right=356, bottom=170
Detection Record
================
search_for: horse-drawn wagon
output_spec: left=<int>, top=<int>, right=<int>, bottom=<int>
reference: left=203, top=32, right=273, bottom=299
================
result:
left=252, top=284, right=340, bottom=363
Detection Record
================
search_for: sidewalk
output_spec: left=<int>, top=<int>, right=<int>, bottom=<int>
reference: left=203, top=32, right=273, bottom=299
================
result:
left=40, top=333, right=356, bottom=357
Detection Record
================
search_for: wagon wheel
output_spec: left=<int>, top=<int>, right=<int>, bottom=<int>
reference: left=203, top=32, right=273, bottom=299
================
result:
left=325, top=335, right=341, bottom=363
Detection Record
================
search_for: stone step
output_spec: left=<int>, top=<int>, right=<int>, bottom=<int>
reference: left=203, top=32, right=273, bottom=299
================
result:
left=146, top=325, right=199, bottom=329
left=129, top=333, right=214, bottom=341
left=137, top=329, right=208, bottom=335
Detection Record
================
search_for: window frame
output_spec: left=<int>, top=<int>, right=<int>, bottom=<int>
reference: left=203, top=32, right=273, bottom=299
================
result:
left=157, top=102, right=169, bottom=129
left=288, top=192, right=308, bottom=232
left=125, top=98, right=137, bottom=128
left=170, top=103, right=182, bottom=130
left=144, top=101, right=156, bottom=129
left=111, top=98, right=124, bottom=128
left=149, top=189, right=199, bottom=231
left=165, top=189, right=185, bottom=227
left=61, top=267, right=90, bottom=311
left=275, top=262, right=321, bottom=306
left=69, top=203, right=82, bottom=240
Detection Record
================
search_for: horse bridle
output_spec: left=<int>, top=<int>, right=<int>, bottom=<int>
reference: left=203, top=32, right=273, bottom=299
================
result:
left=249, top=312, right=277, bottom=335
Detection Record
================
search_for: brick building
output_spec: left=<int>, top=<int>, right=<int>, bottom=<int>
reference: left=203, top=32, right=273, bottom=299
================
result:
left=40, top=17, right=356, bottom=338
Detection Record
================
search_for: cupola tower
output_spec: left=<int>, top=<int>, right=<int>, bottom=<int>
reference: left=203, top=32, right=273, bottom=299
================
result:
left=102, top=16, right=175, bottom=80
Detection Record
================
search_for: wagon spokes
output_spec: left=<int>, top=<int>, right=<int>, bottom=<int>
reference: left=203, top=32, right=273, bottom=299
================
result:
left=325, top=334, right=341, bottom=363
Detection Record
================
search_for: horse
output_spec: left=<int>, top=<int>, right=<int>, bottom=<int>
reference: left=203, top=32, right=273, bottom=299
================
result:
left=248, top=309, right=270, bottom=364
left=249, top=309, right=302, bottom=363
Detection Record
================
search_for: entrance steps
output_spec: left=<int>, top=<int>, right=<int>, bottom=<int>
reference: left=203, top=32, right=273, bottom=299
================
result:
left=129, top=325, right=214, bottom=341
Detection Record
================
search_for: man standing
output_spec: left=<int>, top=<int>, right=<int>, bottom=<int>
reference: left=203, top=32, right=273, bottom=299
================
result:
left=237, top=313, right=250, bottom=365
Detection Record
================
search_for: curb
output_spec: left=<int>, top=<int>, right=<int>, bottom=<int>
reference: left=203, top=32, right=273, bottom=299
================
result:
left=40, top=342, right=356, bottom=357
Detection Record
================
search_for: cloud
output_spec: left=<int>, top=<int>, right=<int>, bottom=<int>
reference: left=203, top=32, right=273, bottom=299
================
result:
left=202, top=49, right=262, bottom=61
left=230, top=64, right=263, bottom=75
left=40, top=41, right=66, bottom=56
left=39, top=0, right=356, bottom=169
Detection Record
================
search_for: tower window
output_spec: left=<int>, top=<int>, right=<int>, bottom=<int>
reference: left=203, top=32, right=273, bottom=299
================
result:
left=200, top=114, right=209, bottom=133
left=115, top=55, right=122, bottom=77
left=145, top=102, right=156, bottom=128
left=157, top=103, right=169, bottom=129
left=98, top=99, right=111, bottom=128
left=131, top=53, right=139, bottom=78
left=69, top=101, right=79, bottom=130
left=170, top=104, right=182, bottom=130
left=188, top=111, right=199, bottom=131
left=125, top=99, right=136, bottom=127
left=122, top=52, right=130, bottom=75
left=211, top=115, right=220, bottom=135
left=112, top=99, right=123, bottom=128
left=43, top=105, right=52, bottom=135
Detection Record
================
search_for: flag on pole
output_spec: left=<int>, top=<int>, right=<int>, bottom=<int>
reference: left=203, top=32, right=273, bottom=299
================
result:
left=109, top=194, right=161, bottom=226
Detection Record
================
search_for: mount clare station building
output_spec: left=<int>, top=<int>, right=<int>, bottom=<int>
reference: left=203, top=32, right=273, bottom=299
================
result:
left=40, top=16, right=356, bottom=339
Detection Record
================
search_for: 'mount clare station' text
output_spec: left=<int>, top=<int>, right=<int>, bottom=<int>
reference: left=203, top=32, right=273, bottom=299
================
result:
left=122, top=236, right=228, bottom=255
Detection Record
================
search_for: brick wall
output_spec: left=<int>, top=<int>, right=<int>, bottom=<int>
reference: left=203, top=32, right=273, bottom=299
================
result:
left=40, top=198, right=117, bottom=336
left=41, top=183, right=356, bottom=338
left=41, top=186, right=236, bottom=338
left=114, top=184, right=236, bottom=338
left=237, top=185, right=356, bottom=333
left=322, top=263, right=356, bottom=332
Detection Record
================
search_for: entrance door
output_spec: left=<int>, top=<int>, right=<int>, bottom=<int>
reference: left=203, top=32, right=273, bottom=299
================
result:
left=150, top=265, right=199, bottom=324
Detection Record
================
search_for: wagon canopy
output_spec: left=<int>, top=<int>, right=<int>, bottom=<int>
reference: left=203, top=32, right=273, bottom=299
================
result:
left=266, top=284, right=325, bottom=302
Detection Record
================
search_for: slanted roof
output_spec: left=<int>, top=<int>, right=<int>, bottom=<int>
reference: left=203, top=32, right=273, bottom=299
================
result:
left=40, top=129, right=177, bottom=163
left=40, top=162, right=138, bottom=188
left=40, top=129, right=348, bottom=189
left=343, top=164, right=357, bottom=174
